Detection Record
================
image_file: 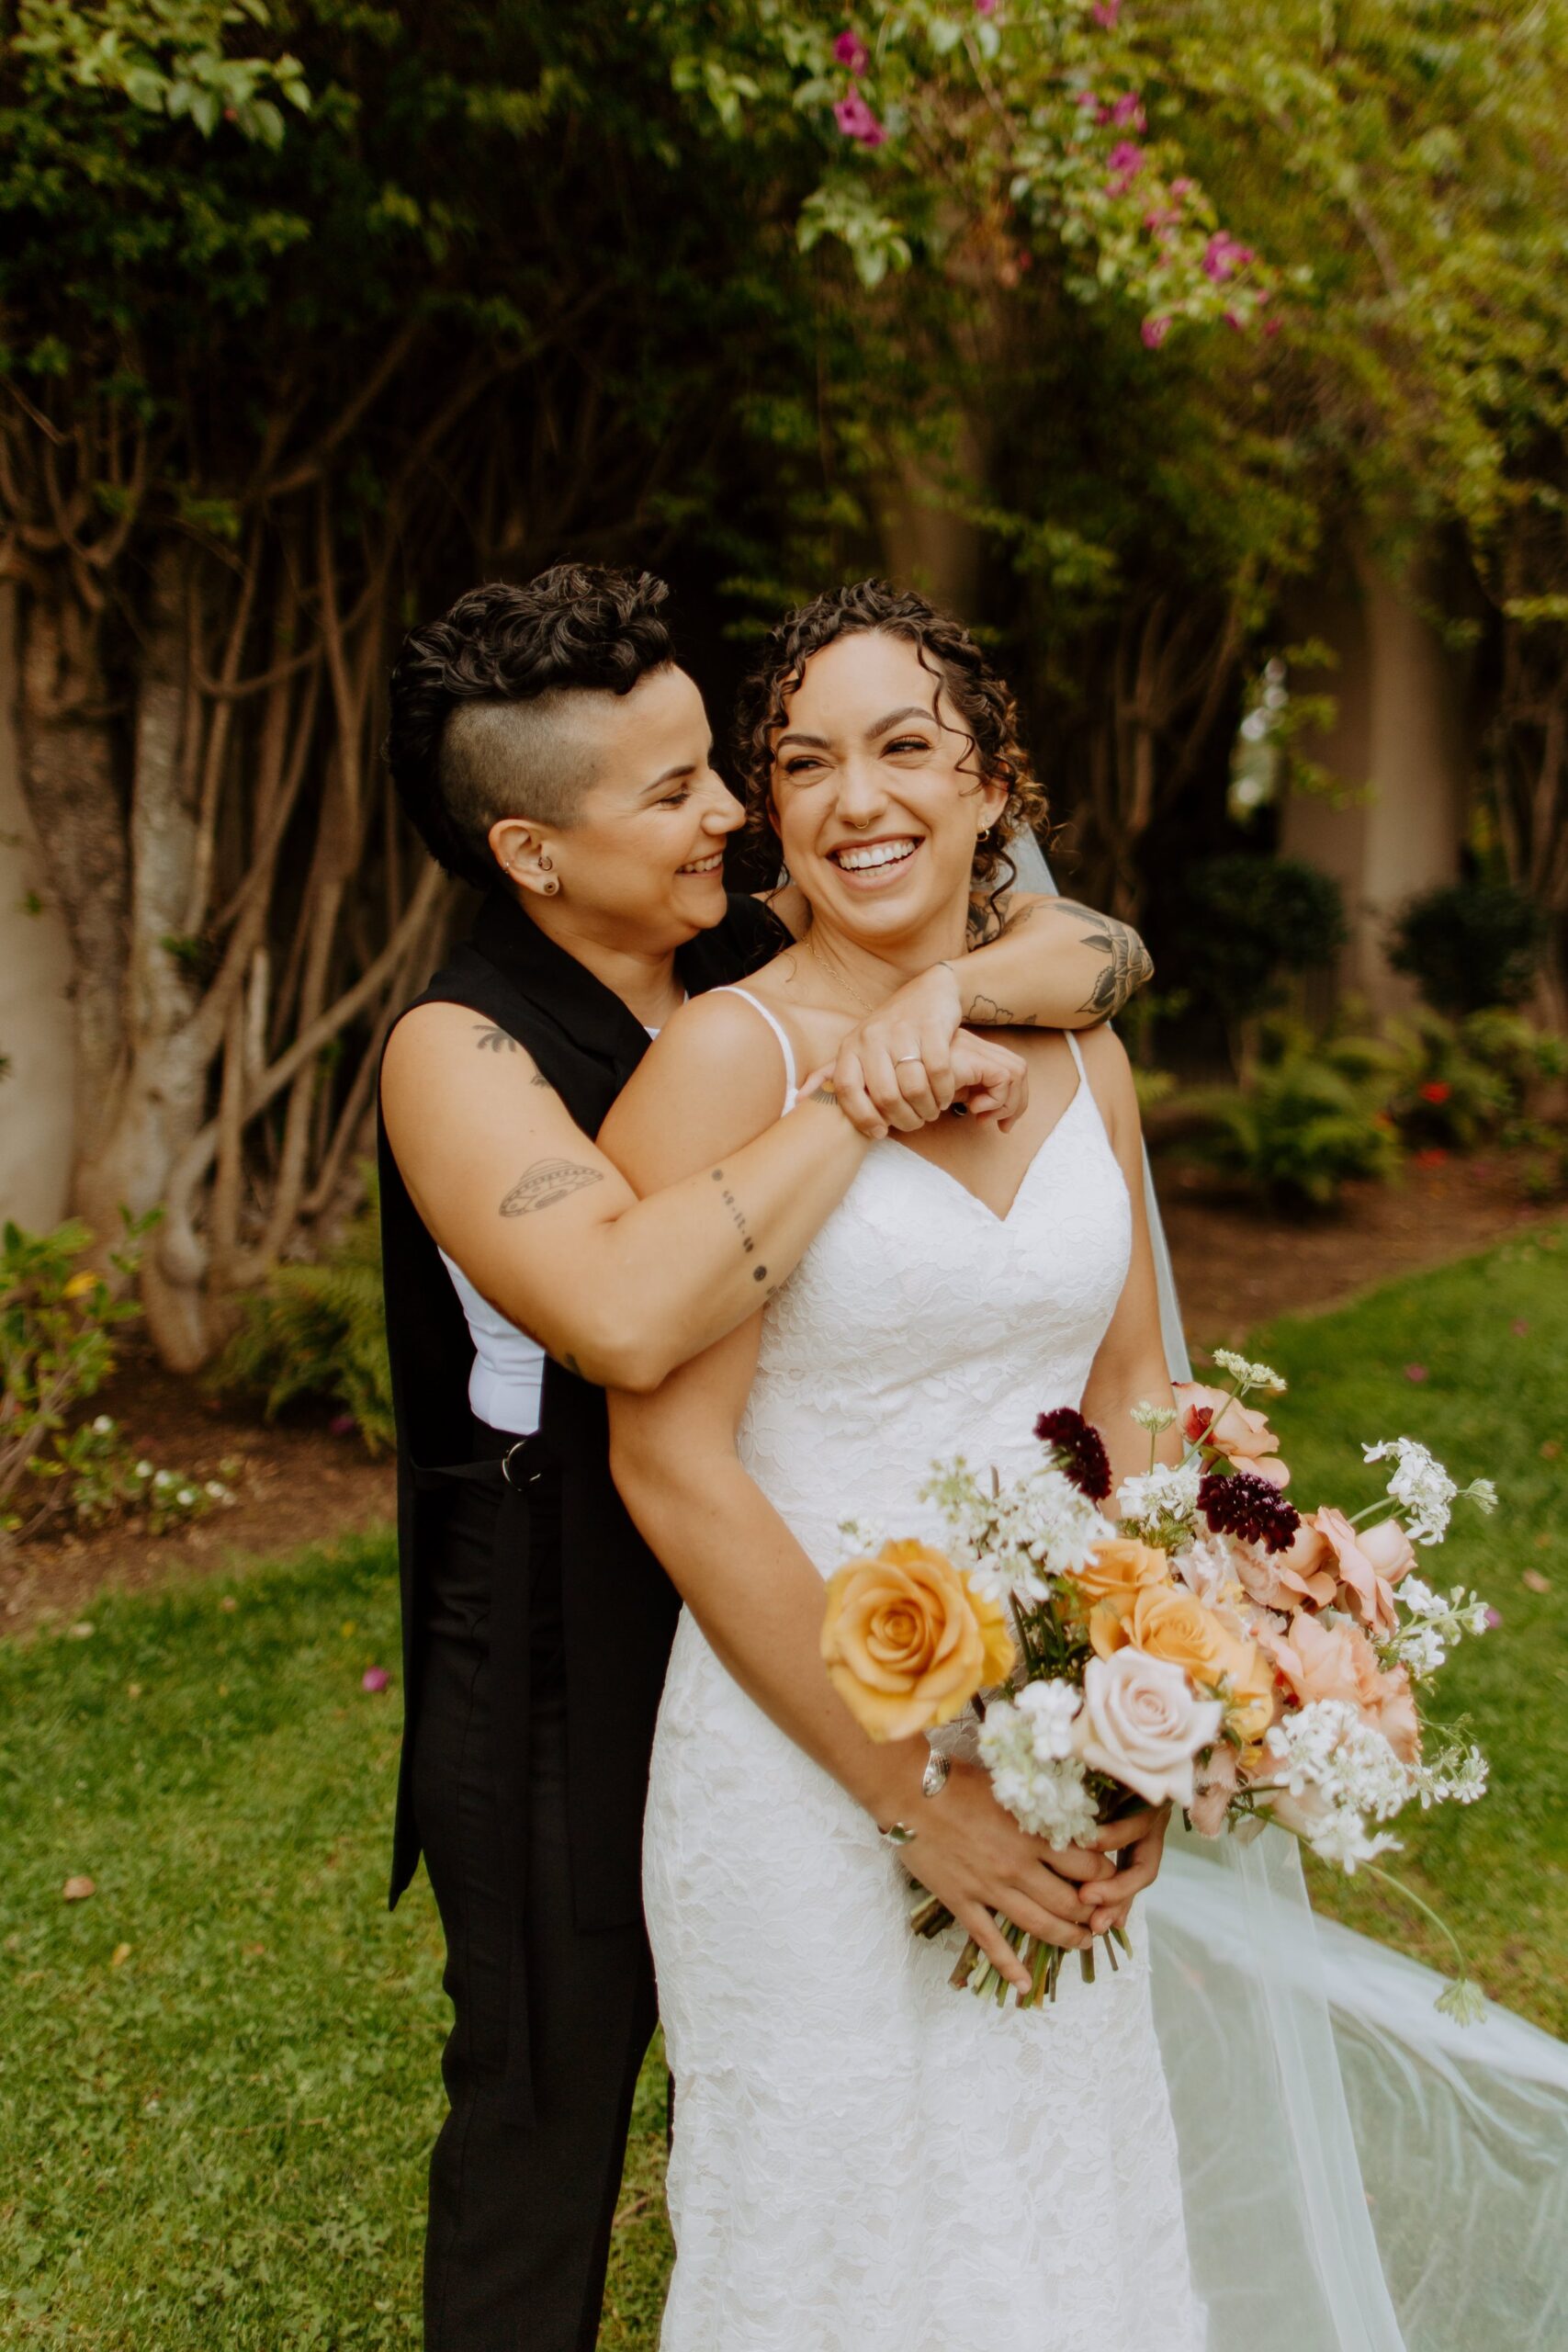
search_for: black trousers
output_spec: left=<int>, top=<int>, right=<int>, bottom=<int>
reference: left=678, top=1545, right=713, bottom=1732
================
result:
left=411, top=1433, right=658, bottom=2351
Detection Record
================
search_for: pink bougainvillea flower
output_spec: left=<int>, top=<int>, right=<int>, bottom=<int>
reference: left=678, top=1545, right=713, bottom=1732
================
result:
left=834, top=88, right=886, bottom=145
left=362, top=1666, right=390, bottom=1694
left=1202, top=231, right=1254, bottom=283
left=1107, top=140, right=1145, bottom=191
left=1141, top=313, right=1171, bottom=349
left=833, top=28, right=869, bottom=71
left=1170, top=176, right=1194, bottom=198
left=1076, top=87, right=1101, bottom=109
left=1110, top=93, right=1145, bottom=128
left=975, top=0, right=998, bottom=14
left=1092, top=0, right=1121, bottom=24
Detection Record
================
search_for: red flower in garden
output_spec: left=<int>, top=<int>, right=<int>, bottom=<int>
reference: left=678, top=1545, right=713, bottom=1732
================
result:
left=1141, top=314, right=1171, bottom=349
left=1107, top=140, right=1145, bottom=191
left=1092, top=0, right=1122, bottom=23
left=1419, top=1080, right=1452, bottom=1104
left=833, top=28, right=869, bottom=72
left=1110, top=93, right=1145, bottom=129
left=834, top=88, right=886, bottom=145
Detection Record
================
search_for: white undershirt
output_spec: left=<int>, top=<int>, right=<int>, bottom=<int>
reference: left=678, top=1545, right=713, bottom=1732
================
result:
left=441, top=1015, right=668, bottom=1436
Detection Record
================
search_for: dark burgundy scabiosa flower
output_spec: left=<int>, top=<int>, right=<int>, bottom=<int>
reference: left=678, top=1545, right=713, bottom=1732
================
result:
left=1034, top=1408, right=1112, bottom=1503
left=1199, top=1469, right=1301, bottom=1555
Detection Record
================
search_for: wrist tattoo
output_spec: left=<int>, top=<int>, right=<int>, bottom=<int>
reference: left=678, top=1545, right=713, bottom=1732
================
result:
left=968, top=990, right=1017, bottom=1026
left=1055, top=899, right=1154, bottom=1019
left=500, top=1159, right=604, bottom=1216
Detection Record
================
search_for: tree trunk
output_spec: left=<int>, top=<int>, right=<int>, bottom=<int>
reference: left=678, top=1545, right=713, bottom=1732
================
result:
left=13, top=582, right=129, bottom=1204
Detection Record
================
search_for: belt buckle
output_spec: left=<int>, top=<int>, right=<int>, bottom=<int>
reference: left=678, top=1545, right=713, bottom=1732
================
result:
left=502, top=1440, right=532, bottom=1488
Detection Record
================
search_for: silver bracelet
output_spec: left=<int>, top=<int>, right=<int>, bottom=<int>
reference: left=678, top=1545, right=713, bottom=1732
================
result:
left=879, top=1747, right=953, bottom=1845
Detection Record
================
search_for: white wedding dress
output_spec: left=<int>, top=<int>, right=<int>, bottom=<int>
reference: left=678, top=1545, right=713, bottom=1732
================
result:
left=644, top=1016, right=1207, bottom=2351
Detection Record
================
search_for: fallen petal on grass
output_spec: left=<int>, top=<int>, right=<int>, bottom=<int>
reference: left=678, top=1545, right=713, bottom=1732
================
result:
left=62, top=1875, right=96, bottom=1902
left=361, top=1666, right=390, bottom=1694
left=110, top=1942, right=131, bottom=1967
left=1522, top=1568, right=1552, bottom=1594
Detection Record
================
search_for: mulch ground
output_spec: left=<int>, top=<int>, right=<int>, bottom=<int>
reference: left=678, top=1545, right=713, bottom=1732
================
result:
left=2, top=1147, right=1553, bottom=1636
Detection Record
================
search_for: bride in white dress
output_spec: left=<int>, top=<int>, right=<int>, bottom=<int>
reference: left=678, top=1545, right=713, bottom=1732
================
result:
left=605, top=582, right=1568, bottom=2352
left=604, top=588, right=1205, bottom=2349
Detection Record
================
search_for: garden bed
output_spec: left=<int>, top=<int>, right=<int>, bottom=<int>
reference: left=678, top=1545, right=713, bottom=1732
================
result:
left=1, top=1146, right=1552, bottom=1636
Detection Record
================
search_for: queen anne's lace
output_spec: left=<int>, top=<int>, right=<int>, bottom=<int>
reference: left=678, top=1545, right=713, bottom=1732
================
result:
left=646, top=1080, right=1206, bottom=2350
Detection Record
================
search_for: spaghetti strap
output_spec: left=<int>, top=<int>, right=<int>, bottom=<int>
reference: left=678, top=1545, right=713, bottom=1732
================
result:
left=715, top=986, right=799, bottom=1114
left=1064, top=1030, right=1088, bottom=1081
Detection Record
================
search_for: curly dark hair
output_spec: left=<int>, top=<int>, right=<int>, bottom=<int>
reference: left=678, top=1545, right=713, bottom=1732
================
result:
left=385, top=565, right=677, bottom=889
left=734, top=579, right=1046, bottom=934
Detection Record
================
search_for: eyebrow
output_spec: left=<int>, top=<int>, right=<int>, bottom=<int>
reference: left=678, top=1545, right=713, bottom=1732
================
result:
left=637, top=745, right=714, bottom=796
left=775, top=705, right=938, bottom=752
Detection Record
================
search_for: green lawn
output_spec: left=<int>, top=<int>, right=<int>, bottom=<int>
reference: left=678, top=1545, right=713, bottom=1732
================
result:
left=3, top=1226, right=1564, bottom=2346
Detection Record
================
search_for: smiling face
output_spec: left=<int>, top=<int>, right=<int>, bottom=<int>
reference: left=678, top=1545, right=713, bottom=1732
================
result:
left=487, top=663, right=742, bottom=954
left=767, top=631, right=1009, bottom=953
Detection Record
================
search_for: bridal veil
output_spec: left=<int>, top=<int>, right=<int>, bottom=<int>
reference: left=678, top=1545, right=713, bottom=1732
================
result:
left=1013, top=829, right=1568, bottom=2351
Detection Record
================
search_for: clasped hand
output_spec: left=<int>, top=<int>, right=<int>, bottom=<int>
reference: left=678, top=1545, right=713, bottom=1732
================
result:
left=898, top=1759, right=1170, bottom=1995
left=816, top=964, right=1028, bottom=1138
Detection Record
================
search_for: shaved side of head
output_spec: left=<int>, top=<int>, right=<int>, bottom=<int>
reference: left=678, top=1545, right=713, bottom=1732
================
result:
left=436, top=685, right=627, bottom=840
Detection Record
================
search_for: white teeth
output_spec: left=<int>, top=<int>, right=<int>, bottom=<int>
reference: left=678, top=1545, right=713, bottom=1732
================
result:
left=681, top=852, right=724, bottom=875
left=833, top=838, right=917, bottom=874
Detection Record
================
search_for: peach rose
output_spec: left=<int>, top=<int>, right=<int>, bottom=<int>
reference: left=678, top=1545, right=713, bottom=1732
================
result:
left=1073, top=1649, right=1224, bottom=1809
left=1093, top=1586, right=1274, bottom=1742
left=1235, top=1517, right=1338, bottom=1613
left=1176, top=1382, right=1290, bottom=1488
left=821, top=1540, right=1014, bottom=1743
left=1072, top=1535, right=1175, bottom=1609
left=1367, top=1660, right=1420, bottom=1765
left=1314, top=1508, right=1405, bottom=1635
left=1260, top=1608, right=1371, bottom=1710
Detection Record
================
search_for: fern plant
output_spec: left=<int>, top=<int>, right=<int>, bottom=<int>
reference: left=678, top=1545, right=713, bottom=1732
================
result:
left=214, top=1171, right=393, bottom=1453
left=1184, top=1042, right=1403, bottom=1212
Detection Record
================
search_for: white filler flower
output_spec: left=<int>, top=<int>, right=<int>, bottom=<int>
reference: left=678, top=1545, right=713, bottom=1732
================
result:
left=1363, top=1437, right=1457, bottom=1545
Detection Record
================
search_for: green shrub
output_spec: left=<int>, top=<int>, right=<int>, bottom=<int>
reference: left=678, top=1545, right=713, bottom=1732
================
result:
left=1380, top=1007, right=1565, bottom=1149
left=1173, top=855, right=1348, bottom=1032
left=1388, top=881, right=1546, bottom=1014
left=214, top=1172, right=392, bottom=1453
left=0, top=1213, right=223, bottom=1544
left=1183, top=1031, right=1403, bottom=1211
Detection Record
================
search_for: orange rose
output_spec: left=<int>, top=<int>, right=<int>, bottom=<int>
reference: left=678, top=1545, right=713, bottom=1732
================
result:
left=1176, top=1382, right=1290, bottom=1488
left=1072, top=1536, right=1175, bottom=1609
left=1089, top=1585, right=1272, bottom=1741
left=820, top=1540, right=1015, bottom=1744
left=1126, top=1586, right=1274, bottom=1740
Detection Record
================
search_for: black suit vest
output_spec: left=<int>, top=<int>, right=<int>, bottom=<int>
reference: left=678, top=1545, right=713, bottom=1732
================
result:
left=378, top=884, right=786, bottom=1931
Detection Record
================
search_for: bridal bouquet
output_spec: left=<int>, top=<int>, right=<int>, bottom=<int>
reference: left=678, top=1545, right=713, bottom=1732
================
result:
left=821, top=1350, right=1498, bottom=2017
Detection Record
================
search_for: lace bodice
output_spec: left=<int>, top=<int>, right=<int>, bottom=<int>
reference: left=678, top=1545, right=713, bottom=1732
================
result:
left=739, top=1053, right=1132, bottom=1568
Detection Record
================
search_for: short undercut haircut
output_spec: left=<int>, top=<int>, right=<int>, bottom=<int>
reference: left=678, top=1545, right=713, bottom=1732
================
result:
left=386, top=566, right=677, bottom=889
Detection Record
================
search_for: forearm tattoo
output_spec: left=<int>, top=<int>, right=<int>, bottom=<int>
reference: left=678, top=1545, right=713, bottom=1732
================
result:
left=1054, top=899, right=1154, bottom=1019
left=710, top=1167, right=770, bottom=1286
left=500, top=1159, right=605, bottom=1216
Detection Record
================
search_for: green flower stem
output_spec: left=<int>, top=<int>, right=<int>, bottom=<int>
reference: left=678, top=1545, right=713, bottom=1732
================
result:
left=1357, top=1860, right=1476, bottom=1990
